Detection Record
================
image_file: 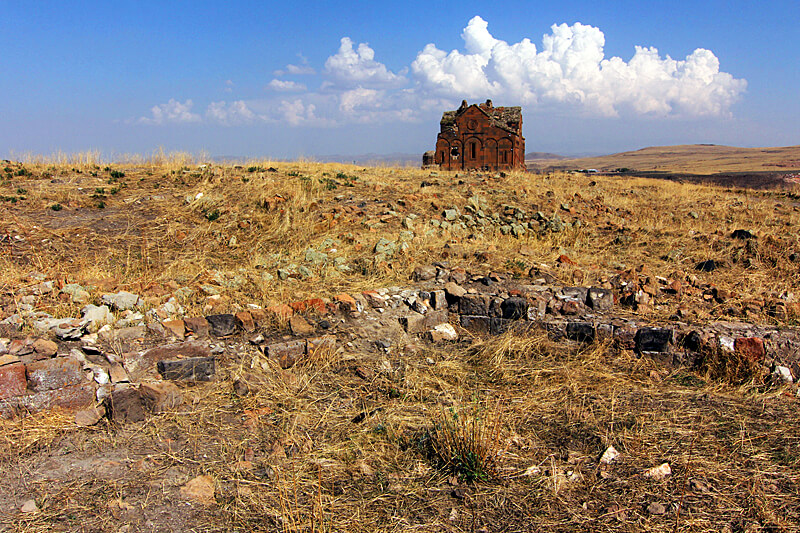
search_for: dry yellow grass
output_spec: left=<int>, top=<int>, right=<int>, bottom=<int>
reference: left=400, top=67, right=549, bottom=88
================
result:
left=0, top=156, right=799, bottom=530
left=1, top=158, right=798, bottom=324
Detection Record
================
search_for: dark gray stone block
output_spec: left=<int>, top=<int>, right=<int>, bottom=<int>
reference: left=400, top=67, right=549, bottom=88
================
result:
left=157, top=357, right=216, bottom=381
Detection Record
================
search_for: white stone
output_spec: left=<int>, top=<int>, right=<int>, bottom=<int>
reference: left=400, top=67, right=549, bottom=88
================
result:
left=20, top=499, right=38, bottom=513
left=600, top=445, right=621, bottom=464
left=81, top=304, right=113, bottom=332
left=774, top=366, right=794, bottom=383
left=431, top=323, right=458, bottom=342
left=644, top=462, right=671, bottom=480
left=719, top=336, right=735, bottom=352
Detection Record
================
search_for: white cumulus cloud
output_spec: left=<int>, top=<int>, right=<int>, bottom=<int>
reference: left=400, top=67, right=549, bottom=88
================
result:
left=267, top=79, right=308, bottom=92
left=324, top=37, right=406, bottom=89
left=206, top=100, right=257, bottom=125
left=134, top=16, right=746, bottom=130
left=411, top=16, right=746, bottom=117
left=138, top=99, right=201, bottom=125
left=279, top=98, right=318, bottom=126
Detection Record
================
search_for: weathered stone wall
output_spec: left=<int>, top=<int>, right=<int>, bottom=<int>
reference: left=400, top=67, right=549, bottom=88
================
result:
left=2, top=265, right=798, bottom=420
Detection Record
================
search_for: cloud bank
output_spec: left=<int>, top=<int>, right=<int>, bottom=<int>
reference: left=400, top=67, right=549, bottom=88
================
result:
left=137, top=16, right=746, bottom=127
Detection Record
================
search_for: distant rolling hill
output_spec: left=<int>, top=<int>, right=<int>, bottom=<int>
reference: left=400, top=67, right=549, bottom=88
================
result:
left=525, top=152, right=568, bottom=160
left=530, top=144, right=800, bottom=174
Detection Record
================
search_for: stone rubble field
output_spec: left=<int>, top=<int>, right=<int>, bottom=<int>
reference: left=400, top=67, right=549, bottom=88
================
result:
left=0, top=159, right=799, bottom=532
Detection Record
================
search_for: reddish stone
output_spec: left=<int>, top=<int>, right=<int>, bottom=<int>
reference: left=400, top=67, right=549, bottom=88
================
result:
left=143, top=341, right=211, bottom=364
left=184, top=316, right=210, bottom=338
left=266, top=304, right=293, bottom=320
left=305, top=298, right=328, bottom=314
left=334, top=293, right=359, bottom=313
left=289, top=315, right=315, bottom=336
left=248, top=308, right=269, bottom=326
left=26, top=357, right=85, bottom=392
left=8, top=339, right=33, bottom=356
left=1, top=383, right=96, bottom=418
left=562, top=300, right=583, bottom=315
left=362, top=291, right=386, bottom=308
left=734, top=337, right=766, bottom=364
left=0, top=363, right=28, bottom=399
left=289, top=300, right=308, bottom=313
left=32, top=338, right=58, bottom=357
left=557, top=254, right=576, bottom=265
left=162, top=319, right=186, bottom=339
left=235, top=311, right=256, bottom=332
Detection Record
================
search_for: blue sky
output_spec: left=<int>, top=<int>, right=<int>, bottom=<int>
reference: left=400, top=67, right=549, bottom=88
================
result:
left=1, top=1, right=798, bottom=159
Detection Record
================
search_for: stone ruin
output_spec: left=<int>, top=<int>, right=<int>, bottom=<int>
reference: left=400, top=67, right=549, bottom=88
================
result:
left=423, top=100, right=526, bottom=172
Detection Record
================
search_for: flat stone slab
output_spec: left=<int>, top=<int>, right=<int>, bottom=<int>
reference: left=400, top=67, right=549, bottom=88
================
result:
left=27, top=357, right=85, bottom=392
left=157, top=357, right=216, bottom=381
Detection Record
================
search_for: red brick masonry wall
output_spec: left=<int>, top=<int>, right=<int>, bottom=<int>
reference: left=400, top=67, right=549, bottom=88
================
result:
left=429, top=100, right=525, bottom=171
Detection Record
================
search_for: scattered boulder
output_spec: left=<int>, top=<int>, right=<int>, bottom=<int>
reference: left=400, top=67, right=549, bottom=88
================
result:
left=289, top=315, right=315, bottom=336
left=107, top=382, right=183, bottom=423
left=81, top=304, right=113, bottom=332
left=184, top=316, right=211, bottom=338
left=61, top=283, right=90, bottom=304
left=75, top=405, right=106, bottom=426
left=429, top=323, right=458, bottom=342
left=101, top=291, right=141, bottom=311
left=20, top=499, right=39, bottom=514
left=413, top=265, right=437, bottom=281
left=161, top=319, right=186, bottom=339
left=205, top=314, right=238, bottom=337
left=31, top=338, right=58, bottom=358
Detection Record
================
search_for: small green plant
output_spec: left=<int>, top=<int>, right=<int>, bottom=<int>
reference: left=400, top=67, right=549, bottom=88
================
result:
left=425, top=403, right=504, bottom=483
left=16, top=187, right=27, bottom=195
left=504, top=258, right=527, bottom=277
left=246, top=166, right=263, bottom=173
left=96, top=200, right=106, bottom=209
left=335, top=172, right=358, bottom=186
left=15, top=168, right=30, bottom=177
left=205, top=209, right=221, bottom=222
left=0, top=195, right=18, bottom=203
left=50, top=203, right=63, bottom=211
left=319, top=177, right=339, bottom=190
left=287, top=170, right=300, bottom=177
left=109, top=170, right=125, bottom=180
